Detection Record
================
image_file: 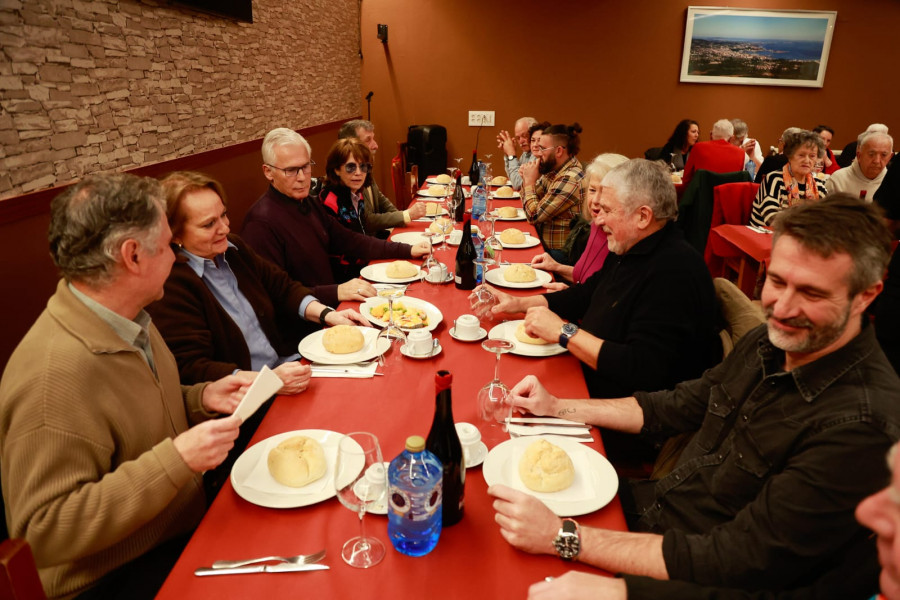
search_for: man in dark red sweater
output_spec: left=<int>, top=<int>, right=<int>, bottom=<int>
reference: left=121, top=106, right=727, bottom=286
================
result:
left=681, top=119, right=748, bottom=185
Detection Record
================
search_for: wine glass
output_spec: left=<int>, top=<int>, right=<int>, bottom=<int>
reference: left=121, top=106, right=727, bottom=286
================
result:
left=470, top=272, right=497, bottom=322
left=476, top=338, right=515, bottom=433
left=375, top=285, right=408, bottom=357
left=667, top=153, right=678, bottom=173
left=483, top=212, right=502, bottom=266
left=334, top=432, right=386, bottom=568
left=420, top=232, right=442, bottom=284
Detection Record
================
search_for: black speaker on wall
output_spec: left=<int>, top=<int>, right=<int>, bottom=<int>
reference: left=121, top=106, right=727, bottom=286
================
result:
left=407, top=125, right=447, bottom=186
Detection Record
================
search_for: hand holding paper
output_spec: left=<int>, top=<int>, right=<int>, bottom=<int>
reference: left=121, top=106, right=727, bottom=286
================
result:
left=234, top=366, right=284, bottom=422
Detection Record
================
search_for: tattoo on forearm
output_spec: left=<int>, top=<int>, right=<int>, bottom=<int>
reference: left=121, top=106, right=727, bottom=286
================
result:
left=557, top=407, right=576, bottom=417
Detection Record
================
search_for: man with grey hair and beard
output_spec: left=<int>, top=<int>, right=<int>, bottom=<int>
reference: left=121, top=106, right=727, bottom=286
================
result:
left=0, top=173, right=250, bottom=598
left=497, top=116, right=538, bottom=190
left=681, top=118, right=747, bottom=185
left=490, top=193, right=900, bottom=599
left=337, top=119, right=427, bottom=233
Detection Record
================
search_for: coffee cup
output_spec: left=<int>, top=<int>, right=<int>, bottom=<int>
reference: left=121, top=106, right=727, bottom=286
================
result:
left=455, top=422, right=481, bottom=465
left=426, top=263, right=448, bottom=283
left=407, top=329, right=433, bottom=355
left=448, top=230, right=462, bottom=245
left=359, top=462, right=386, bottom=502
left=453, top=314, right=480, bottom=340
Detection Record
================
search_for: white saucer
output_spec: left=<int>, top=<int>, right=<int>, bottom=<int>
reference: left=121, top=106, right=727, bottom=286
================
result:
left=464, top=441, right=489, bottom=469
left=449, top=327, right=487, bottom=342
left=400, top=341, right=442, bottom=359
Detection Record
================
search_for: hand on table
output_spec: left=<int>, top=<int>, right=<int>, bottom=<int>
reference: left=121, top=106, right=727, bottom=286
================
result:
left=528, top=572, right=626, bottom=600
left=509, top=374, right=559, bottom=417
left=520, top=160, right=540, bottom=188
left=325, top=308, right=371, bottom=327
left=489, top=483, right=561, bottom=555
left=407, top=201, right=427, bottom=221
left=543, top=282, right=570, bottom=292
left=523, top=306, right=564, bottom=343
left=201, top=372, right=254, bottom=414
left=174, top=414, right=241, bottom=472
left=410, top=241, right=431, bottom=258
left=497, top=130, right=518, bottom=157
left=273, top=362, right=312, bottom=395
left=337, top=278, right=377, bottom=302
left=530, top=252, right=561, bottom=273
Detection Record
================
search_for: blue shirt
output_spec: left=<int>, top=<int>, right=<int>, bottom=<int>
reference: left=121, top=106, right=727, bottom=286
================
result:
left=180, top=243, right=307, bottom=369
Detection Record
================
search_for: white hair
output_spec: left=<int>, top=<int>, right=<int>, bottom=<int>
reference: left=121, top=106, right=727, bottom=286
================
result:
left=859, top=131, right=894, bottom=152
left=262, top=128, right=311, bottom=165
left=859, top=124, right=890, bottom=145
left=711, top=119, right=734, bottom=140
left=516, top=117, right=538, bottom=129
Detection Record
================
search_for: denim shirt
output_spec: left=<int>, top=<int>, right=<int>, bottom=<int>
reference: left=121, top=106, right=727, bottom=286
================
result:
left=633, top=323, right=900, bottom=590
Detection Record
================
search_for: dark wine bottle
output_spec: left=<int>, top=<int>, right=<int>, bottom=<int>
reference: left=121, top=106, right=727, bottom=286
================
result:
left=425, top=370, right=464, bottom=526
left=454, top=214, right=477, bottom=290
left=468, top=150, right=480, bottom=186
left=453, top=171, right=466, bottom=222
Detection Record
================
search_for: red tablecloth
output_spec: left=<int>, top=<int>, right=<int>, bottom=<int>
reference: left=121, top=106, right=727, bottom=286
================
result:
left=156, top=207, right=627, bottom=599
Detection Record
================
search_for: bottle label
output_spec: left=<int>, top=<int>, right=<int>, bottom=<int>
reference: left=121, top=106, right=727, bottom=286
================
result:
left=389, top=482, right=443, bottom=522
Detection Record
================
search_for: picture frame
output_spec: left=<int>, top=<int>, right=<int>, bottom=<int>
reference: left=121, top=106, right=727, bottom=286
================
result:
left=680, top=7, right=837, bottom=88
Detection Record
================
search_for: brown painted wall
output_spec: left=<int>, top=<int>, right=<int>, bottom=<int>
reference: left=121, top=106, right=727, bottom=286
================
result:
left=360, top=0, right=899, bottom=194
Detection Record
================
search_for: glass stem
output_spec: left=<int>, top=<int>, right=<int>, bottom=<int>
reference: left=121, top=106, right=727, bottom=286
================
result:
left=357, top=504, right=370, bottom=548
left=493, top=350, right=502, bottom=383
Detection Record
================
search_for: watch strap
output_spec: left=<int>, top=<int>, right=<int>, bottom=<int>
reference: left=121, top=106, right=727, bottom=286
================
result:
left=318, top=306, right=335, bottom=325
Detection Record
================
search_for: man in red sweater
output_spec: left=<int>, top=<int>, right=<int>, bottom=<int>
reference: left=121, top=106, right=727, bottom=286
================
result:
left=681, top=119, right=748, bottom=185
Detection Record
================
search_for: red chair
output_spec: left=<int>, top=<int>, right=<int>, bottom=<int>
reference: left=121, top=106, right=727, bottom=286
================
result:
left=704, top=182, right=759, bottom=277
left=0, top=539, right=46, bottom=600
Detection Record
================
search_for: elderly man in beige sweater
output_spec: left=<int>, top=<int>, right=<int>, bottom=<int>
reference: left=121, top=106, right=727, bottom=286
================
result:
left=0, top=173, right=251, bottom=599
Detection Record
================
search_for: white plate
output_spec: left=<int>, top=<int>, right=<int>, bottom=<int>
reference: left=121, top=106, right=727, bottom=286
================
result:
left=400, top=341, right=442, bottom=359
left=231, top=429, right=347, bottom=509
left=490, top=192, right=521, bottom=200
left=449, top=326, right=487, bottom=342
left=493, top=208, right=527, bottom=221
left=425, top=176, right=454, bottom=185
left=391, top=231, right=444, bottom=245
left=482, top=435, right=618, bottom=516
left=484, top=265, right=553, bottom=289
left=361, top=296, right=443, bottom=332
left=360, top=263, right=426, bottom=284
left=488, top=320, right=566, bottom=357
left=417, top=187, right=449, bottom=198
left=499, top=234, right=541, bottom=249
left=298, top=327, right=390, bottom=365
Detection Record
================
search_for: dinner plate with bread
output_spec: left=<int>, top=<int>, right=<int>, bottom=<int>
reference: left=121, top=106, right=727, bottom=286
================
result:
left=497, top=227, right=541, bottom=249
left=487, top=319, right=566, bottom=357
left=425, top=174, right=454, bottom=185
left=298, top=325, right=390, bottom=365
left=231, top=429, right=350, bottom=509
left=490, top=186, right=520, bottom=199
left=360, top=296, right=443, bottom=332
left=492, top=206, right=526, bottom=221
left=416, top=184, right=449, bottom=198
left=482, top=435, right=618, bottom=516
left=484, top=264, right=552, bottom=289
left=360, top=260, right=425, bottom=284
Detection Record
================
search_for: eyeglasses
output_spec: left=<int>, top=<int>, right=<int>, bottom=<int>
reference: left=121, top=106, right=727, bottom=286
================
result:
left=266, top=161, right=316, bottom=178
left=343, top=162, right=372, bottom=174
left=536, top=145, right=560, bottom=154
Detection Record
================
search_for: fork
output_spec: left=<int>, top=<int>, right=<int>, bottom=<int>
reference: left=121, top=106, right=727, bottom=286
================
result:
left=211, top=548, right=326, bottom=569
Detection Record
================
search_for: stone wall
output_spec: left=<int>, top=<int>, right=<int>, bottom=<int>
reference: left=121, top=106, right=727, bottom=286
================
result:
left=0, top=0, right=361, bottom=199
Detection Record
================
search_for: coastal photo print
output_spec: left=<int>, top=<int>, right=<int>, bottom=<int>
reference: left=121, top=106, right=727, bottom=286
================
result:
left=680, top=7, right=836, bottom=88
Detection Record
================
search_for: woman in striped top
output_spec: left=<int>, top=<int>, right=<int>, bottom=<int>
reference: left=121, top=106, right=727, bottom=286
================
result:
left=750, top=130, right=827, bottom=227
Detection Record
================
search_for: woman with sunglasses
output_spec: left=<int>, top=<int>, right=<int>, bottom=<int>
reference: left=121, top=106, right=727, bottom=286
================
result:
left=321, top=138, right=380, bottom=236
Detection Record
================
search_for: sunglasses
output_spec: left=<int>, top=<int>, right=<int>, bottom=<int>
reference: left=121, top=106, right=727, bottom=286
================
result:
left=343, top=162, right=372, bottom=174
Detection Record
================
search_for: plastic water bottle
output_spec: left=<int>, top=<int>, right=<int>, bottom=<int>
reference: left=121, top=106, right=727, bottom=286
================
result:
left=471, top=183, right=487, bottom=221
left=472, top=228, right=485, bottom=284
left=388, top=435, right=443, bottom=556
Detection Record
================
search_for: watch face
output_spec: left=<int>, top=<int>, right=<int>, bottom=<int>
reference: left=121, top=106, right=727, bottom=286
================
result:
left=553, top=533, right=579, bottom=559
left=562, top=323, right=578, bottom=336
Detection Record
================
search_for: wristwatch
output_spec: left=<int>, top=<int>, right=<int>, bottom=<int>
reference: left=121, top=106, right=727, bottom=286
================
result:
left=505, top=154, right=516, bottom=162
left=559, top=322, right=579, bottom=348
left=552, top=518, right=580, bottom=561
left=318, top=306, right=335, bottom=325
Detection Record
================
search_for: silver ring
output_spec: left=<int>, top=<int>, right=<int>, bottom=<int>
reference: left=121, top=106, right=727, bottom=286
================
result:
left=544, top=576, right=555, bottom=582
left=357, top=289, right=362, bottom=294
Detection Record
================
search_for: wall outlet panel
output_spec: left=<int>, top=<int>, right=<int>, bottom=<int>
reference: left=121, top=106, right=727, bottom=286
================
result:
left=468, top=111, right=495, bottom=127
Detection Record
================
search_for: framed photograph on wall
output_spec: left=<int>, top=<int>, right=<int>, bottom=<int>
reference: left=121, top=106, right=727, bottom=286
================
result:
left=680, top=7, right=837, bottom=88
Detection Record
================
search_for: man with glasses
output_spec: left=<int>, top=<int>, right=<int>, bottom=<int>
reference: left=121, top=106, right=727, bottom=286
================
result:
left=497, top=116, right=538, bottom=191
left=338, top=119, right=426, bottom=234
left=241, top=128, right=429, bottom=307
left=520, top=123, right=585, bottom=261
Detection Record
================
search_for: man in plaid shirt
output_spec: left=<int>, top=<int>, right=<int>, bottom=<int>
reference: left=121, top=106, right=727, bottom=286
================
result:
left=521, top=123, right=585, bottom=260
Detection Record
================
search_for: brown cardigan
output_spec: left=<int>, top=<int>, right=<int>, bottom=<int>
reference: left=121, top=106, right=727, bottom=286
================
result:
left=147, top=234, right=316, bottom=384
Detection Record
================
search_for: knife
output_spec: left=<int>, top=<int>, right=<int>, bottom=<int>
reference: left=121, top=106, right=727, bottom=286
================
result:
left=195, top=563, right=330, bottom=576
left=507, top=417, right=590, bottom=428
left=310, top=367, right=384, bottom=376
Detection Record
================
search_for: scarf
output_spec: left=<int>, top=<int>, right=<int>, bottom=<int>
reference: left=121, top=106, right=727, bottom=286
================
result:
left=782, top=164, right=819, bottom=206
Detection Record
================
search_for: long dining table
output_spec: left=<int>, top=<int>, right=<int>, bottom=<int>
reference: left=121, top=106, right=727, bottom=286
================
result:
left=156, top=183, right=628, bottom=599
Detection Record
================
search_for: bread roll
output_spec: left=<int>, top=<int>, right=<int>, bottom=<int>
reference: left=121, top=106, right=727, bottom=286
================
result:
left=497, top=206, right=519, bottom=219
left=425, top=202, right=440, bottom=216
left=267, top=435, right=328, bottom=488
left=491, top=175, right=508, bottom=185
left=322, top=324, right=365, bottom=354
left=429, top=216, right=452, bottom=234
left=385, top=260, right=419, bottom=279
left=514, top=322, right=550, bottom=345
left=426, top=184, right=447, bottom=196
left=434, top=173, right=452, bottom=184
left=518, top=439, right=575, bottom=493
left=504, top=263, right=537, bottom=283
left=499, top=228, right=526, bottom=244
left=495, top=186, right=515, bottom=198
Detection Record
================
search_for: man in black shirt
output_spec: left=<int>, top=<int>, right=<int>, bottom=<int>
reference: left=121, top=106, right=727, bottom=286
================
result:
left=490, top=194, right=900, bottom=598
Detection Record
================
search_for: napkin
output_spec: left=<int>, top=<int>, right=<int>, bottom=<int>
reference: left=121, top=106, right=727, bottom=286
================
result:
left=310, top=362, right=379, bottom=378
left=241, top=436, right=335, bottom=496
left=234, top=365, right=283, bottom=422
left=507, top=423, right=593, bottom=441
